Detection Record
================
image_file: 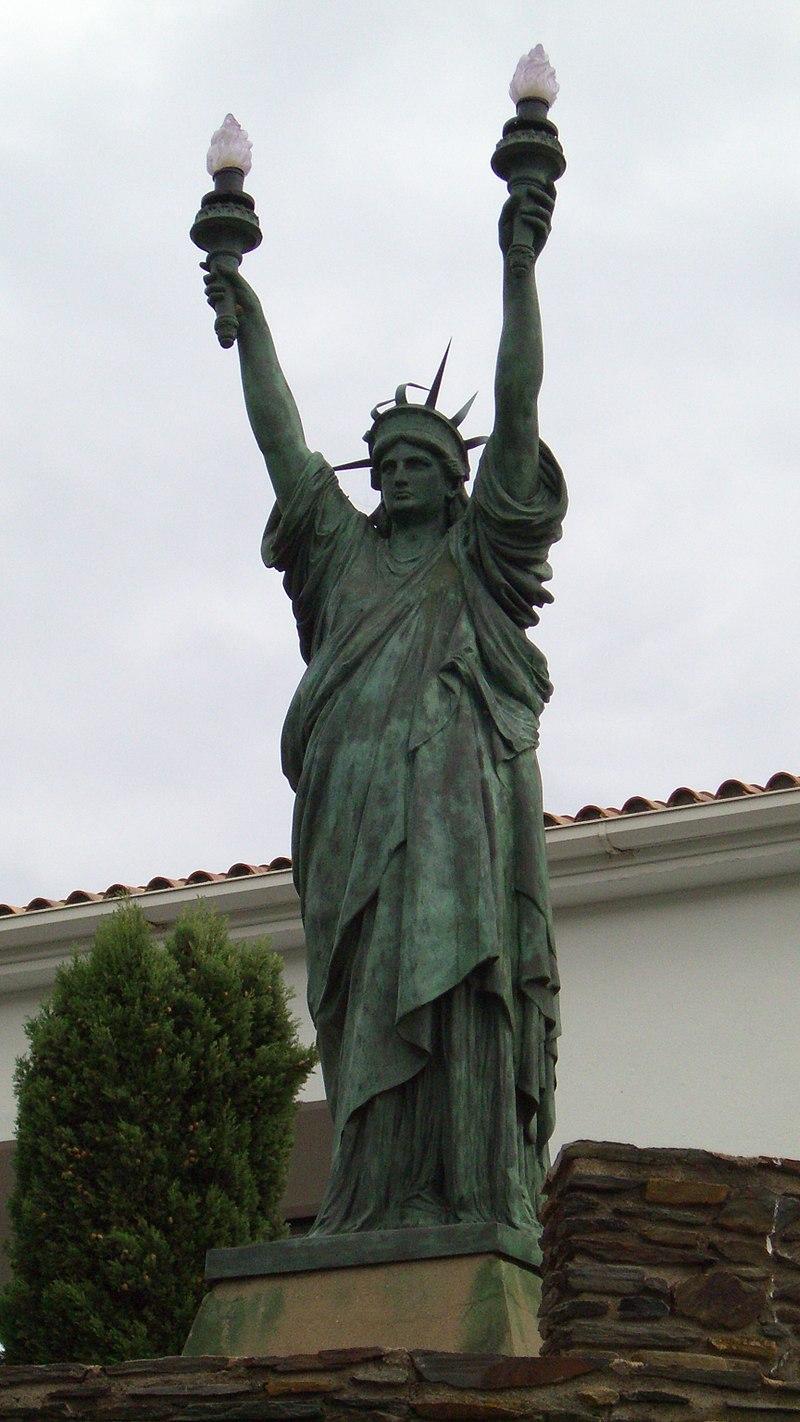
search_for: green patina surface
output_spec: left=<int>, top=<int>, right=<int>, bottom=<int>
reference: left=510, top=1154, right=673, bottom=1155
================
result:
left=195, top=92, right=566, bottom=1242
left=185, top=1278, right=286, bottom=1357
left=463, top=1257, right=542, bottom=1355
left=206, top=1222, right=542, bottom=1279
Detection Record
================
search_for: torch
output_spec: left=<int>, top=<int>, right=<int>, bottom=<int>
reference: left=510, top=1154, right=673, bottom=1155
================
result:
left=491, top=46, right=565, bottom=272
left=190, top=114, right=262, bottom=349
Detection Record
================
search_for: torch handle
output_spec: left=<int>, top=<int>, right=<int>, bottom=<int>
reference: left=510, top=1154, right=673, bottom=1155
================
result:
left=211, top=254, right=242, bottom=349
left=506, top=174, right=540, bottom=276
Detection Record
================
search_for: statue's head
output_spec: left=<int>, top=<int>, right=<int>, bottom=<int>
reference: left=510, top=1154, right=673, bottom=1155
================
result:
left=367, top=404, right=470, bottom=493
left=362, top=344, right=486, bottom=494
left=371, top=434, right=466, bottom=532
left=328, top=347, right=486, bottom=536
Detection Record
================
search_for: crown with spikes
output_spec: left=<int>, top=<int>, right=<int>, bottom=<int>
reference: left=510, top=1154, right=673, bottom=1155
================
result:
left=333, top=344, right=487, bottom=490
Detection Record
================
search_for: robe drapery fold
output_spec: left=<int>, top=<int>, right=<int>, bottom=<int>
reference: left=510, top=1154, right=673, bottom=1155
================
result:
left=261, top=439, right=567, bottom=1237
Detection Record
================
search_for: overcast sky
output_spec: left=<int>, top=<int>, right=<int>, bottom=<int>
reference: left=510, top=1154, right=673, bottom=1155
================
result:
left=1, top=0, right=798, bottom=908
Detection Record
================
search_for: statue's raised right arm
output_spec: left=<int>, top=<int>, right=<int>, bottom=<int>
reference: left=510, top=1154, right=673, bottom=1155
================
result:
left=491, top=180, right=556, bottom=502
left=203, top=258, right=312, bottom=509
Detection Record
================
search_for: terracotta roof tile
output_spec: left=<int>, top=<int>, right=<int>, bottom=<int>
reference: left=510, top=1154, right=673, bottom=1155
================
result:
left=620, top=795, right=667, bottom=815
left=715, top=778, right=763, bottom=799
left=666, top=786, right=716, bottom=807
left=765, top=770, right=800, bottom=791
left=573, top=803, right=620, bottom=822
left=1, top=779, right=797, bottom=918
left=103, top=883, right=137, bottom=899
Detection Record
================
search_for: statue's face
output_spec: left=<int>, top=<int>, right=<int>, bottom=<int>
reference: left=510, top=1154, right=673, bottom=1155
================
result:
left=378, top=439, right=451, bottom=527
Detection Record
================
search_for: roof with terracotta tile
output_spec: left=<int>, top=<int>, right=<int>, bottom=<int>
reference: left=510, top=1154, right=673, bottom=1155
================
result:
left=541, top=770, right=800, bottom=827
left=0, top=857, right=292, bottom=919
left=2, top=773, right=798, bottom=918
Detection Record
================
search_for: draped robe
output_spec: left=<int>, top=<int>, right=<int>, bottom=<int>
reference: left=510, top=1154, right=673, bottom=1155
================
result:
left=262, top=437, right=567, bottom=1243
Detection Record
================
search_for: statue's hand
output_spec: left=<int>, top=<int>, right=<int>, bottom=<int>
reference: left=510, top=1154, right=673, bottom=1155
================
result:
left=201, top=257, right=262, bottom=325
left=498, top=183, right=556, bottom=262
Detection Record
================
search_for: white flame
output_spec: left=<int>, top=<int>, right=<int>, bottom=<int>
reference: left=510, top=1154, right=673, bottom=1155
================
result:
left=509, top=46, right=559, bottom=107
left=206, top=114, right=253, bottom=177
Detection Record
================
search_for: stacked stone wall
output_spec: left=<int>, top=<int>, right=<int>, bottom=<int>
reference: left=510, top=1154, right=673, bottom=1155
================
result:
left=540, top=1140, right=800, bottom=1381
left=3, top=1346, right=800, bottom=1420
left=4, top=1141, right=800, bottom=1420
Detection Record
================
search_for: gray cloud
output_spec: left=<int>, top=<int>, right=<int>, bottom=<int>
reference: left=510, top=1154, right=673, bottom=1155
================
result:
left=1, top=0, right=798, bottom=904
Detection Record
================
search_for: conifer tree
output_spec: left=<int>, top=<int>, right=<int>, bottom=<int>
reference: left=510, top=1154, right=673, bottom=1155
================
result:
left=0, top=902, right=315, bottom=1363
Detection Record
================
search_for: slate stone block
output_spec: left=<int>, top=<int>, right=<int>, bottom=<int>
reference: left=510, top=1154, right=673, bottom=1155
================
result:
left=410, top=1352, right=604, bottom=1390
left=645, top=1178, right=730, bottom=1206
left=710, top=1233, right=771, bottom=1266
left=561, top=1171, right=640, bottom=1194
left=617, top=1294, right=671, bottom=1320
left=547, top=1300, right=610, bottom=1324
left=350, top=1364, right=410, bottom=1385
left=630, top=1349, right=762, bottom=1391
left=0, top=1364, right=88, bottom=1386
left=267, top=1374, right=344, bottom=1395
left=549, top=1320, right=695, bottom=1350
left=673, top=1268, right=766, bottom=1330
left=272, top=1350, right=385, bottom=1372
left=717, top=1191, right=777, bottom=1237
left=561, top=1263, right=649, bottom=1295
left=106, top=1355, right=229, bottom=1375
left=708, top=1334, right=780, bottom=1364
left=625, top=1387, right=691, bottom=1404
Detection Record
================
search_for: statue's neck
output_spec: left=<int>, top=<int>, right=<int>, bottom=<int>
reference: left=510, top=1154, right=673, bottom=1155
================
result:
left=387, top=515, right=448, bottom=561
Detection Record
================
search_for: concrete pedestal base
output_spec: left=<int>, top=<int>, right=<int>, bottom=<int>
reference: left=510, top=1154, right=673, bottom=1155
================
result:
left=184, top=1224, right=542, bottom=1358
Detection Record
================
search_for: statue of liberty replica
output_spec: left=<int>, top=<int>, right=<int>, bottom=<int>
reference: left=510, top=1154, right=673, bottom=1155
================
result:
left=192, top=48, right=567, bottom=1257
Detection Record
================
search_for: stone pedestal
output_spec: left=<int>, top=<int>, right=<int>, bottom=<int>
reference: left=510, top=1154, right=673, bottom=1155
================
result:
left=184, top=1223, right=542, bottom=1358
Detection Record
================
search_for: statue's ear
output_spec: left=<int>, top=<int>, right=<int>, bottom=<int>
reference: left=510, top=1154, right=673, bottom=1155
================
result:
left=369, top=500, right=392, bottom=538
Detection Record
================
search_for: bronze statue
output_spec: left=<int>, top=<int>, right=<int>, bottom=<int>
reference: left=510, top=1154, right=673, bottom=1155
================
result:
left=198, top=72, right=567, bottom=1249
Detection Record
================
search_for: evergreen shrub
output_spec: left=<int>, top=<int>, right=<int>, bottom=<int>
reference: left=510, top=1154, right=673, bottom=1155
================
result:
left=0, top=902, right=315, bottom=1363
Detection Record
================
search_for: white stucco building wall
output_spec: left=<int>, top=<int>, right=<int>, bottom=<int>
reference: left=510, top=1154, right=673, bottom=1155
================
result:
left=1, top=784, right=798, bottom=1159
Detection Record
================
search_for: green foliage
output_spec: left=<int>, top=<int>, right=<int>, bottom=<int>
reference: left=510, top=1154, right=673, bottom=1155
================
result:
left=0, top=903, right=315, bottom=1364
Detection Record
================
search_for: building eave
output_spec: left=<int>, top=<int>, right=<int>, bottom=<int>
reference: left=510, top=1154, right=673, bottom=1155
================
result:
left=546, top=786, right=800, bottom=907
left=2, top=788, right=799, bottom=995
left=0, top=871, right=301, bottom=995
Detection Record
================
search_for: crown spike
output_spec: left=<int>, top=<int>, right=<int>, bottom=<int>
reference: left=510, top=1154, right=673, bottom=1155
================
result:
left=450, top=391, right=478, bottom=428
left=425, top=341, right=452, bottom=409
